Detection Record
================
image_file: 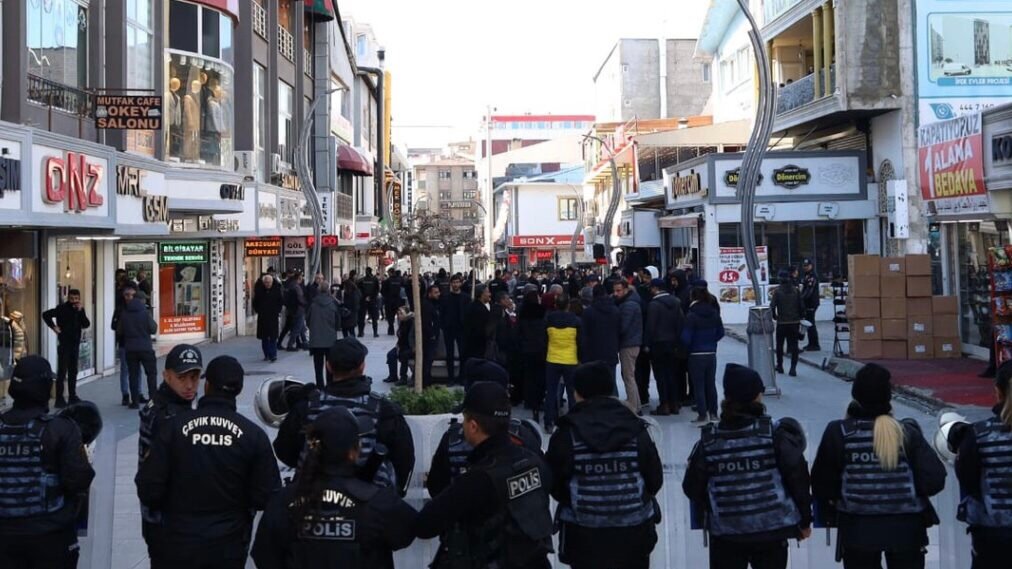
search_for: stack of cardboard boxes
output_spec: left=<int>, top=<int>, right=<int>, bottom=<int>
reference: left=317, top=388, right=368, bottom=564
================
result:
left=846, top=254, right=960, bottom=360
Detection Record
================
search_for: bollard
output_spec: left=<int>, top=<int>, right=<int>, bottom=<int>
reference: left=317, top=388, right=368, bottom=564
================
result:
left=747, top=306, right=780, bottom=396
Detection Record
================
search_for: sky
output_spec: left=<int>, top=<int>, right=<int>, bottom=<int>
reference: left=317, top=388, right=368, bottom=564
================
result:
left=339, top=0, right=710, bottom=148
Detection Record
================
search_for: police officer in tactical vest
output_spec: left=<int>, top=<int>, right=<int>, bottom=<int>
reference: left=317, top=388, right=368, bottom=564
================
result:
left=273, top=337, right=415, bottom=494
left=0, top=356, right=95, bottom=569
left=417, top=381, right=554, bottom=569
left=546, top=361, right=663, bottom=569
left=947, top=360, right=1012, bottom=569
left=812, top=363, right=946, bottom=569
left=683, top=363, right=811, bottom=569
left=136, top=356, right=281, bottom=569
left=252, top=406, right=418, bottom=568
left=358, top=268, right=381, bottom=338
left=427, top=358, right=542, bottom=497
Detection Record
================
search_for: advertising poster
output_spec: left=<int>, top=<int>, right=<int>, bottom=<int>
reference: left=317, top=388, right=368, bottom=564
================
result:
left=717, top=246, right=770, bottom=286
left=160, top=315, right=206, bottom=334
left=917, top=113, right=986, bottom=202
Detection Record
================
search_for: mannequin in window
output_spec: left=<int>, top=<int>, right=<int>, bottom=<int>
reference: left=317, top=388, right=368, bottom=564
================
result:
left=199, top=72, right=214, bottom=162
left=8, top=310, right=27, bottom=361
left=165, top=77, right=183, bottom=157
left=206, top=85, right=225, bottom=158
left=182, top=80, right=202, bottom=162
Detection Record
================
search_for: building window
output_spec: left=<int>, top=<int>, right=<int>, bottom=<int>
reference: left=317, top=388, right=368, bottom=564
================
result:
left=278, top=81, right=294, bottom=165
left=463, top=190, right=477, bottom=200
left=417, top=179, right=426, bottom=190
left=558, top=197, right=579, bottom=221
left=278, top=0, right=293, bottom=31
left=356, top=34, right=367, bottom=58
left=719, top=46, right=751, bottom=90
left=253, top=64, right=267, bottom=181
left=463, top=170, right=477, bottom=179
left=126, top=0, right=155, bottom=156
left=27, top=0, right=89, bottom=89
left=439, top=191, right=452, bottom=200
left=702, top=62, right=711, bottom=83
left=438, top=170, right=452, bottom=180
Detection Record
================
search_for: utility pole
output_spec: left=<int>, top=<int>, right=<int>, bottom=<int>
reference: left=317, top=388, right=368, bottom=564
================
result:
left=582, top=134, right=622, bottom=266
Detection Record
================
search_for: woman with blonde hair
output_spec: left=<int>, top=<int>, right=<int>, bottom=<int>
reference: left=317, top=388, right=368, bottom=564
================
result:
left=812, top=363, right=946, bottom=569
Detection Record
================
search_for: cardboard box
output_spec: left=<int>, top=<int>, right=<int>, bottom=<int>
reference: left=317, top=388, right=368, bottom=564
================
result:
left=881, top=257, right=906, bottom=275
left=881, top=340, right=908, bottom=360
left=882, top=319, right=907, bottom=340
left=906, top=254, right=932, bottom=276
left=934, top=337, right=960, bottom=359
left=851, top=319, right=882, bottom=341
left=907, top=297, right=933, bottom=316
left=908, top=339, right=934, bottom=359
left=847, top=298, right=881, bottom=319
left=849, top=254, right=881, bottom=277
left=933, top=314, right=959, bottom=337
left=908, top=316, right=933, bottom=337
left=851, top=339, right=883, bottom=360
left=933, top=295, right=958, bottom=314
left=906, top=276, right=933, bottom=297
left=850, top=275, right=880, bottom=298
left=880, top=298, right=907, bottom=320
left=881, top=275, right=907, bottom=298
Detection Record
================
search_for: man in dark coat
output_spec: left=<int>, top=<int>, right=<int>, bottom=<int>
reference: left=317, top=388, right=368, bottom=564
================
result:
left=42, top=288, right=91, bottom=407
left=440, top=275, right=468, bottom=384
left=462, top=285, right=493, bottom=368
left=381, top=269, right=405, bottom=336
left=645, top=278, right=685, bottom=416
left=118, top=285, right=159, bottom=409
left=579, top=285, right=621, bottom=372
left=253, top=274, right=284, bottom=362
left=420, top=285, right=442, bottom=387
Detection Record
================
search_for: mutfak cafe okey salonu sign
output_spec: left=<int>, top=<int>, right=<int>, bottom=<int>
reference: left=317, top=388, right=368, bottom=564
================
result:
left=95, top=96, right=162, bottom=130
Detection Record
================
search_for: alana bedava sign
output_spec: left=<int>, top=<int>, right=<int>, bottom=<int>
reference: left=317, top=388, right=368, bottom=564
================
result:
left=95, top=96, right=163, bottom=130
left=917, top=113, right=985, bottom=201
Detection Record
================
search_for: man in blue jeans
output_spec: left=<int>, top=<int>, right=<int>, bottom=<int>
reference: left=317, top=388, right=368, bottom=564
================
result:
left=681, top=286, right=724, bottom=425
left=112, top=284, right=147, bottom=406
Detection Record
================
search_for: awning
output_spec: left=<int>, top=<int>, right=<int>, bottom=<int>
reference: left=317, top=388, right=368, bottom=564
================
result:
left=658, top=214, right=700, bottom=229
left=635, top=120, right=751, bottom=147
left=338, top=144, right=374, bottom=176
left=304, top=0, right=336, bottom=21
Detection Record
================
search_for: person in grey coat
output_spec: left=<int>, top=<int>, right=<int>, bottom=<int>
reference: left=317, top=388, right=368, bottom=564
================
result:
left=613, top=279, right=643, bottom=412
left=770, top=270, right=805, bottom=376
left=307, top=281, right=340, bottom=387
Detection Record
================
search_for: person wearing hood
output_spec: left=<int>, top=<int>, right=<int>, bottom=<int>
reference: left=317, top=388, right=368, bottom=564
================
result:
left=812, top=364, right=946, bottom=569
left=117, top=283, right=159, bottom=408
left=519, top=291, right=549, bottom=421
left=681, top=286, right=725, bottom=425
left=546, top=362, right=663, bottom=569
left=307, top=280, right=341, bottom=387
left=579, top=285, right=621, bottom=375
left=669, top=269, right=691, bottom=309
left=645, top=278, right=685, bottom=416
left=682, top=364, right=812, bottom=569
left=769, top=271, right=804, bottom=376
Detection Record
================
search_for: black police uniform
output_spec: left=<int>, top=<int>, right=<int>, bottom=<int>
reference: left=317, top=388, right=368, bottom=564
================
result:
left=136, top=395, right=281, bottom=568
left=954, top=405, right=1012, bottom=569
left=382, top=273, right=405, bottom=335
left=358, top=273, right=381, bottom=337
left=800, top=265, right=820, bottom=350
left=0, top=358, right=95, bottom=569
left=427, top=416, right=542, bottom=497
left=417, top=432, right=554, bottom=569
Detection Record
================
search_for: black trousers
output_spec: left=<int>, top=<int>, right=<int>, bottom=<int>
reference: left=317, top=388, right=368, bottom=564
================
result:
left=775, top=323, right=800, bottom=370
left=635, top=348, right=652, bottom=405
left=278, top=312, right=294, bottom=345
left=0, top=529, right=79, bottom=569
left=522, top=353, right=546, bottom=412
left=673, top=355, right=689, bottom=403
left=972, top=532, right=1006, bottom=569
left=422, top=340, right=436, bottom=386
left=310, top=348, right=332, bottom=388
left=149, top=538, right=248, bottom=569
left=55, top=343, right=80, bottom=400
left=650, top=345, right=677, bottom=408
left=804, top=307, right=820, bottom=348
left=842, top=547, right=925, bottom=569
left=126, top=349, right=157, bottom=402
left=709, top=537, right=787, bottom=569
left=385, top=302, right=400, bottom=334
left=358, top=301, right=379, bottom=336
left=443, top=328, right=463, bottom=382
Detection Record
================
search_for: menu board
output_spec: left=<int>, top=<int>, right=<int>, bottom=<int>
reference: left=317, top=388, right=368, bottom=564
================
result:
left=717, top=246, right=770, bottom=286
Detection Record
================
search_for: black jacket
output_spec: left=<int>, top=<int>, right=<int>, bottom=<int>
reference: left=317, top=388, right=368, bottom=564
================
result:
left=117, top=297, right=157, bottom=352
left=135, top=396, right=281, bottom=543
left=683, top=410, right=812, bottom=543
left=0, top=404, right=95, bottom=535
left=273, top=377, right=415, bottom=495
left=579, top=296, right=621, bottom=366
left=251, top=466, right=417, bottom=569
left=382, top=276, right=405, bottom=306
left=546, top=397, right=662, bottom=566
left=955, top=405, right=1012, bottom=541
left=770, top=284, right=804, bottom=324
left=138, top=383, right=194, bottom=464
left=341, top=288, right=361, bottom=330
left=426, top=420, right=543, bottom=498
left=440, top=291, right=468, bottom=332
left=285, top=279, right=307, bottom=315
left=359, top=275, right=380, bottom=302
left=421, top=297, right=441, bottom=343
left=800, top=269, right=820, bottom=309
left=42, top=301, right=91, bottom=345
left=254, top=282, right=284, bottom=339
left=518, top=302, right=548, bottom=356
left=462, top=301, right=493, bottom=359
left=645, top=292, right=684, bottom=347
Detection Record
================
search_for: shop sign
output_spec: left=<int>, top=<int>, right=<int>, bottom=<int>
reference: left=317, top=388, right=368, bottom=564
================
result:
left=339, top=224, right=354, bottom=240
left=717, top=246, right=770, bottom=287
left=143, top=195, right=169, bottom=223
left=245, top=238, right=282, bottom=257
left=993, top=131, right=1012, bottom=168
left=534, top=250, right=554, bottom=261
left=169, top=215, right=239, bottom=233
left=219, top=184, right=245, bottom=200
left=390, top=181, right=402, bottom=228
left=509, top=234, right=585, bottom=248
left=917, top=113, right=985, bottom=201
left=672, top=172, right=702, bottom=197
left=278, top=197, right=300, bottom=231
left=274, top=172, right=300, bottom=191
left=0, top=155, right=21, bottom=197
left=284, top=237, right=307, bottom=256
left=448, top=201, right=473, bottom=209
left=306, top=235, right=339, bottom=248
left=259, top=201, right=278, bottom=220
left=94, top=95, right=162, bottom=130
left=772, top=165, right=811, bottom=189
left=723, top=167, right=762, bottom=188
left=368, top=248, right=386, bottom=256
left=508, top=254, right=519, bottom=265
left=117, top=165, right=169, bottom=223
left=43, top=152, right=105, bottom=212
left=160, top=315, right=206, bottom=335
left=159, top=242, right=208, bottom=263
left=318, top=192, right=332, bottom=234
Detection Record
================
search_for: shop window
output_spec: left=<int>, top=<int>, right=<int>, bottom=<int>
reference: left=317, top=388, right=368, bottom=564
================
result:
left=957, top=222, right=1007, bottom=348
left=0, top=231, right=40, bottom=379
left=718, top=221, right=863, bottom=283
left=158, top=260, right=208, bottom=336
left=27, top=0, right=89, bottom=89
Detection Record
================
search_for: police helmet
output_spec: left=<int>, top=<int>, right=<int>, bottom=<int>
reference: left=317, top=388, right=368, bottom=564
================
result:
left=56, top=400, right=103, bottom=445
left=255, top=376, right=308, bottom=428
left=933, top=411, right=968, bottom=463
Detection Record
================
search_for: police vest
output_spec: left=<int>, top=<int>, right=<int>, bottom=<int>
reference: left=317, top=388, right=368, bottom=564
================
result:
left=445, top=418, right=537, bottom=481
left=558, top=429, right=655, bottom=528
left=701, top=417, right=801, bottom=536
left=306, top=390, right=397, bottom=489
left=839, top=419, right=924, bottom=516
left=0, top=416, right=65, bottom=519
left=961, top=416, right=1012, bottom=528
left=290, top=478, right=379, bottom=568
left=138, top=395, right=192, bottom=523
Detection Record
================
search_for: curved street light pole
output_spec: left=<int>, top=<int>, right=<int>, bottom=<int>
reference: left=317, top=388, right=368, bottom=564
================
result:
left=470, top=199, right=488, bottom=299
left=295, top=87, right=344, bottom=279
left=582, top=134, right=622, bottom=269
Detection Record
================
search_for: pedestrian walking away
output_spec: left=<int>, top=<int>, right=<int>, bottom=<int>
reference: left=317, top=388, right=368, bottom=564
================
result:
left=307, top=279, right=341, bottom=387
left=614, top=279, right=644, bottom=413
left=579, top=285, right=621, bottom=386
left=769, top=271, right=804, bottom=377
left=681, top=286, right=725, bottom=425
left=462, top=285, right=494, bottom=368
left=42, top=288, right=91, bottom=407
left=519, top=290, right=548, bottom=422
left=800, top=258, right=821, bottom=352
left=253, top=274, right=284, bottom=362
left=340, top=279, right=361, bottom=338
left=420, top=284, right=442, bottom=387
left=544, top=292, right=582, bottom=433
left=683, top=364, right=812, bottom=569
left=117, top=284, right=159, bottom=408
left=282, top=273, right=309, bottom=351
left=811, top=363, right=946, bottom=569
left=547, top=362, right=663, bottom=569
left=645, top=278, right=685, bottom=417
left=358, top=268, right=381, bottom=338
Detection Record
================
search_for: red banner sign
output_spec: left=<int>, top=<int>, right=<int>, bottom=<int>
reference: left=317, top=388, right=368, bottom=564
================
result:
left=534, top=250, right=554, bottom=261
left=43, top=153, right=105, bottom=213
left=510, top=234, right=585, bottom=248
left=508, top=254, right=519, bottom=265
left=917, top=113, right=986, bottom=201
left=306, top=235, right=339, bottom=248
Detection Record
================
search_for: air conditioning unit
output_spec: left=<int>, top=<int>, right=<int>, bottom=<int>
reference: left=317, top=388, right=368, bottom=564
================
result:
left=271, top=152, right=284, bottom=175
left=234, top=151, right=258, bottom=179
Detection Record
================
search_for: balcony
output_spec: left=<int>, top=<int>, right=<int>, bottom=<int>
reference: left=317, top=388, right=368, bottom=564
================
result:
left=764, top=0, right=804, bottom=24
left=303, top=49, right=313, bottom=77
left=278, top=26, right=294, bottom=61
left=27, top=74, right=93, bottom=117
left=776, top=66, right=836, bottom=115
left=252, top=3, right=268, bottom=39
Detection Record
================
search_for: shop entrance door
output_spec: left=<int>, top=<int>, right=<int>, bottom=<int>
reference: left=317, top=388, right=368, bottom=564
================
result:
left=121, top=254, right=160, bottom=319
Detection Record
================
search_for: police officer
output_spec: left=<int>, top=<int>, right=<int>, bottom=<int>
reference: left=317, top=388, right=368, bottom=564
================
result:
left=416, top=381, right=554, bottom=569
left=799, top=258, right=821, bottom=352
left=683, top=364, right=811, bottom=569
left=950, top=360, right=1012, bottom=568
left=427, top=358, right=542, bottom=497
left=546, top=361, right=663, bottom=569
left=358, top=268, right=380, bottom=338
left=382, top=268, right=405, bottom=336
left=136, top=356, right=281, bottom=569
left=0, top=356, right=95, bottom=568
left=273, top=337, right=415, bottom=494
left=252, top=406, right=417, bottom=569
left=812, top=363, right=946, bottom=569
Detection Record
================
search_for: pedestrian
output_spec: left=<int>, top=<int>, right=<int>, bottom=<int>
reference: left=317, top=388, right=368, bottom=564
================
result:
left=0, top=356, right=95, bottom=569
left=251, top=406, right=418, bottom=569
left=462, top=285, right=494, bottom=367
left=634, top=270, right=654, bottom=408
left=273, top=337, right=415, bottom=495
left=382, top=269, right=405, bottom=336
left=769, top=270, right=804, bottom=376
left=42, top=288, right=91, bottom=408
left=117, top=284, right=158, bottom=409
left=645, top=277, right=685, bottom=417
left=283, top=273, right=308, bottom=351
left=800, top=258, right=822, bottom=351
left=683, top=364, right=812, bottom=569
left=544, top=292, right=582, bottom=433
left=488, top=269, right=507, bottom=300
left=305, top=271, right=326, bottom=304
left=415, top=381, right=554, bottom=569
left=111, top=284, right=135, bottom=406
left=951, top=360, right=1012, bottom=568
left=136, top=269, right=153, bottom=302
left=307, top=279, right=341, bottom=388
left=340, top=278, right=361, bottom=338
left=579, top=284, right=620, bottom=378
left=440, top=275, right=468, bottom=384
left=681, top=286, right=725, bottom=425
left=811, top=363, right=946, bottom=569
left=547, top=361, right=663, bottom=569
left=669, top=269, right=692, bottom=404
left=519, top=290, right=548, bottom=422
left=613, top=279, right=644, bottom=413
left=358, top=267, right=381, bottom=338
left=420, top=284, right=442, bottom=387
left=253, top=274, right=284, bottom=362
left=136, top=356, right=281, bottom=569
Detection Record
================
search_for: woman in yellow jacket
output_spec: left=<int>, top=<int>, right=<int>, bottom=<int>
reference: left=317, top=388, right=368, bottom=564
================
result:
left=544, top=293, right=583, bottom=433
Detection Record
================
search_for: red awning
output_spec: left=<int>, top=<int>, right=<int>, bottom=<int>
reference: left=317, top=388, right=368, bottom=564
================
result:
left=192, top=1, right=240, bottom=23
left=304, top=0, right=336, bottom=21
left=338, top=145, right=374, bottom=176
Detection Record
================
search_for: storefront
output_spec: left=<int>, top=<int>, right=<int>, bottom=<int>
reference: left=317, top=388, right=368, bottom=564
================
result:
left=665, top=151, right=879, bottom=324
left=507, top=235, right=590, bottom=271
left=617, top=209, right=662, bottom=273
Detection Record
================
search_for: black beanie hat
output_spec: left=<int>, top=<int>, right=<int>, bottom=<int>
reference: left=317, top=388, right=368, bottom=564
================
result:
left=722, top=363, right=765, bottom=404
left=573, top=362, right=615, bottom=399
left=852, top=363, right=893, bottom=416
left=9, top=356, right=55, bottom=406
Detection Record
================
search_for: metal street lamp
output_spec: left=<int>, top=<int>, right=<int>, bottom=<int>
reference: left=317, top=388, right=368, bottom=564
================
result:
left=295, top=87, right=344, bottom=278
left=582, top=133, right=622, bottom=268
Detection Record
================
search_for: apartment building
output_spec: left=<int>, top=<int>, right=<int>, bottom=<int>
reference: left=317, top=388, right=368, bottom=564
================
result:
left=414, top=158, right=481, bottom=228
